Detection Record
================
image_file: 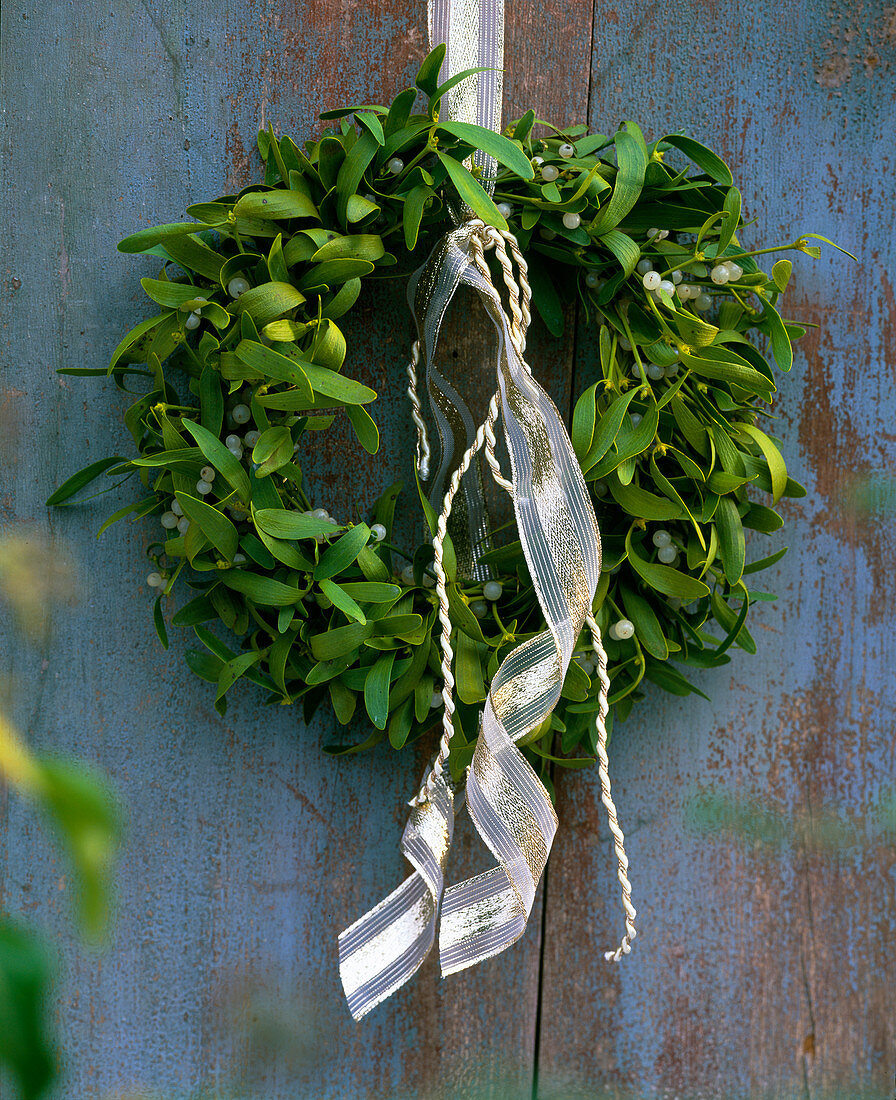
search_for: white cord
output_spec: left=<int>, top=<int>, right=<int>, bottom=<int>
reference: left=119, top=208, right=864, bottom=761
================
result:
left=586, top=612, right=637, bottom=961
left=406, top=338, right=431, bottom=480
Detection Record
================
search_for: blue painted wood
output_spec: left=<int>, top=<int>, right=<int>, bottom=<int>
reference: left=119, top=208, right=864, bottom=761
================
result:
left=0, top=0, right=892, bottom=1097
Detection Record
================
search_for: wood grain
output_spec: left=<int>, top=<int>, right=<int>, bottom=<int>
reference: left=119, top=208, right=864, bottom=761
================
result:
left=0, top=0, right=893, bottom=1097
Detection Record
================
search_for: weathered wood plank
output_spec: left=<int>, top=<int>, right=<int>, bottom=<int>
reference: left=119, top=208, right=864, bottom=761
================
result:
left=0, top=1, right=588, bottom=1097
left=537, top=2, right=896, bottom=1097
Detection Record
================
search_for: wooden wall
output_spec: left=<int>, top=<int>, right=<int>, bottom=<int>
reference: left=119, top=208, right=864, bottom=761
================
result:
left=1, top=0, right=893, bottom=1096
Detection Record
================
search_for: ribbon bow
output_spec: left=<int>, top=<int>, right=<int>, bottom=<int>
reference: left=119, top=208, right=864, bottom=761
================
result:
left=338, top=0, right=636, bottom=1020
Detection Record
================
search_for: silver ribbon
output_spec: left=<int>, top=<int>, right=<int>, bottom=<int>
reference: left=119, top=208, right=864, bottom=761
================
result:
left=339, top=224, right=601, bottom=1014
left=428, top=0, right=504, bottom=189
left=338, top=0, right=602, bottom=1018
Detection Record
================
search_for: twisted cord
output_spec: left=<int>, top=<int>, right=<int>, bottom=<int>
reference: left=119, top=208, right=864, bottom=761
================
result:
left=409, top=410, right=496, bottom=807
left=406, top=338, right=431, bottom=480
left=585, top=612, right=637, bottom=962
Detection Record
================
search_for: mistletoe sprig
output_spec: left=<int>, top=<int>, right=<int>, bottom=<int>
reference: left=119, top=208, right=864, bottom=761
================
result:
left=49, top=47, right=845, bottom=781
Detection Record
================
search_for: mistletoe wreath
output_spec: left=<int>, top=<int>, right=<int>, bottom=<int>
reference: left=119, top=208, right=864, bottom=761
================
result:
left=51, top=36, right=842, bottom=1014
left=52, top=50, right=823, bottom=779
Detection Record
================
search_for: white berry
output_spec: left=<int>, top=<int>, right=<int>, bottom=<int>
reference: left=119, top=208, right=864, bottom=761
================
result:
left=483, top=580, right=503, bottom=601
left=400, top=565, right=415, bottom=586
left=170, top=499, right=184, bottom=517
left=611, top=619, right=635, bottom=640
left=200, top=466, right=216, bottom=482
left=647, top=227, right=660, bottom=239
left=233, top=553, right=247, bottom=565
left=232, top=404, right=251, bottom=424
left=227, top=277, right=250, bottom=298
left=227, top=446, right=243, bottom=459
left=244, top=430, right=261, bottom=447
left=184, top=311, right=201, bottom=330
left=652, top=529, right=672, bottom=548
left=225, top=434, right=241, bottom=449
left=619, top=336, right=632, bottom=351
left=562, top=211, right=581, bottom=230
left=630, top=412, right=643, bottom=427
left=724, top=260, right=744, bottom=281
left=196, top=479, right=212, bottom=495
left=146, top=572, right=163, bottom=588
left=658, top=279, right=675, bottom=298
left=647, top=363, right=665, bottom=380
left=430, top=691, right=443, bottom=709
left=541, top=164, right=559, bottom=182
left=370, top=523, right=387, bottom=542
left=558, top=142, right=575, bottom=158
left=642, top=270, right=661, bottom=290
left=531, top=156, right=544, bottom=167
left=710, top=264, right=730, bottom=285
left=471, top=600, right=489, bottom=619
left=593, top=480, right=608, bottom=498
left=671, top=270, right=683, bottom=284
left=177, top=517, right=190, bottom=535
left=387, top=157, right=404, bottom=175
left=496, top=202, right=512, bottom=218
left=665, top=362, right=680, bottom=378
left=695, top=293, right=712, bottom=311
left=636, top=259, right=653, bottom=275
left=657, top=545, right=678, bottom=564
left=585, top=271, right=601, bottom=288
left=160, top=511, right=178, bottom=529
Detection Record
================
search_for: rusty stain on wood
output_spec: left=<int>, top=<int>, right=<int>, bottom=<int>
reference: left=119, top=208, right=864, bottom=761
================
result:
left=1, top=0, right=893, bottom=1097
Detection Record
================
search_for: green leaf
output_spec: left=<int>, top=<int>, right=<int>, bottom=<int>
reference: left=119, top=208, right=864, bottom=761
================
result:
left=415, top=44, right=447, bottom=96
left=315, top=524, right=371, bottom=579
left=715, top=496, right=746, bottom=584
left=387, top=696, right=415, bottom=749
left=346, top=404, right=380, bottom=453
left=234, top=340, right=313, bottom=401
left=318, top=578, right=366, bottom=624
left=46, top=456, right=126, bottom=506
left=233, top=190, right=319, bottom=220
left=336, top=131, right=379, bottom=225
left=385, top=87, right=418, bottom=136
left=743, top=545, right=788, bottom=575
left=253, top=507, right=338, bottom=540
left=139, top=277, right=209, bottom=308
left=621, top=585, right=668, bottom=660
left=311, top=234, right=385, bottom=263
left=661, top=134, right=733, bottom=185
left=251, top=426, right=294, bottom=477
left=572, top=383, right=599, bottom=459
left=581, top=390, right=638, bottom=472
left=310, top=621, right=373, bottom=661
left=299, top=359, right=377, bottom=405
left=0, top=922, right=57, bottom=1100
left=600, top=229, right=641, bottom=276
left=436, top=121, right=534, bottom=179
left=716, top=186, right=742, bottom=255
left=174, top=492, right=238, bottom=560
left=221, top=571, right=303, bottom=606
left=163, top=233, right=225, bottom=281
left=609, top=478, right=684, bottom=521
left=456, top=632, right=487, bottom=704
left=118, top=222, right=220, bottom=251
left=152, top=594, right=169, bottom=650
left=403, top=184, right=431, bottom=250
left=354, top=111, right=385, bottom=145
left=737, top=424, right=787, bottom=503
left=436, top=152, right=508, bottom=230
left=36, top=757, right=121, bottom=938
left=591, top=127, right=647, bottom=233
left=365, top=653, right=396, bottom=729
left=680, top=346, right=775, bottom=396
left=626, top=528, right=711, bottom=600
left=338, top=582, right=401, bottom=603
left=759, top=303, right=793, bottom=372
left=215, top=650, right=264, bottom=701
left=771, top=259, right=793, bottom=293
left=181, top=418, right=251, bottom=502
left=298, top=258, right=375, bottom=289
left=233, top=282, right=307, bottom=328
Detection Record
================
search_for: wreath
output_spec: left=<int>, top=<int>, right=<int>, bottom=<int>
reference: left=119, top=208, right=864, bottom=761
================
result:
left=50, top=48, right=828, bottom=781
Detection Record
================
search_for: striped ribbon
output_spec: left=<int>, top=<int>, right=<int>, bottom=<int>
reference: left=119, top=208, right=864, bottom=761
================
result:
left=338, top=0, right=604, bottom=1019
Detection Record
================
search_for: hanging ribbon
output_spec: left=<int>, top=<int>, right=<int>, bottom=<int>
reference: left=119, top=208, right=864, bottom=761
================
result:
left=338, top=0, right=636, bottom=1020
